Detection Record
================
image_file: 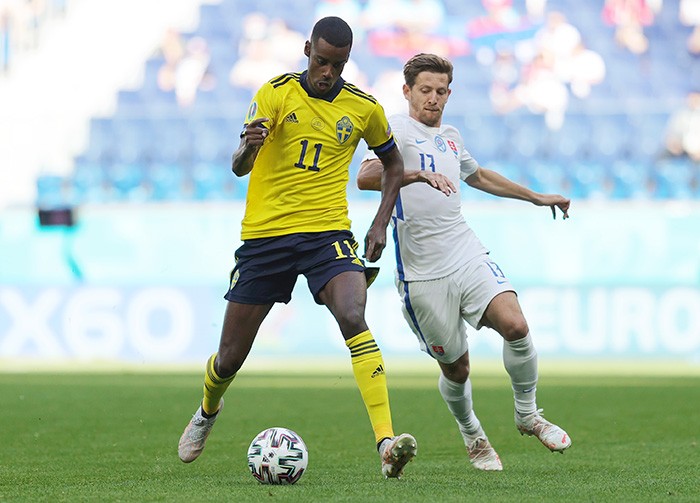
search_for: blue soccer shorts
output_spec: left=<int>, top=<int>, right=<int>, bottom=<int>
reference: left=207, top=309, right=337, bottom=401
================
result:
left=224, top=230, right=367, bottom=305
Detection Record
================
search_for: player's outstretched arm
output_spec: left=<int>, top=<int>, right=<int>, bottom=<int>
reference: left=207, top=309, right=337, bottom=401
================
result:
left=466, top=166, right=570, bottom=219
left=231, top=117, right=270, bottom=176
left=358, top=159, right=455, bottom=195
left=363, top=147, right=404, bottom=263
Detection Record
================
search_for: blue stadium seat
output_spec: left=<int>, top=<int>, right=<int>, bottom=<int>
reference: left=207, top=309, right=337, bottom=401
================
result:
left=141, top=88, right=179, bottom=116
left=142, top=58, right=164, bottom=95
left=525, top=161, right=570, bottom=194
left=569, top=161, right=611, bottom=199
left=189, top=116, right=235, bottom=162
left=652, top=158, right=696, bottom=199
left=191, top=161, right=234, bottom=200
left=111, top=117, right=153, bottom=163
left=71, top=159, right=109, bottom=204
left=197, top=3, right=231, bottom=39
left=36, top=174, right=67, bottom=208
left=627, top=113, right=669, bottom=161
left=544, top=113, right=591, bottom=161
left=116, top=90, right=146, bottom=116
left=105, top=161, right=148, bottom=201
left=587, top=114, right=632, bottom=161
left=503, top=113, right=548, bottom=163
left=147, top=162, right=189, bottom=201
left=149, top=117, right=192, bottom=163
left=83, top=118, right=115, bottom=163
left=609, top=160, right=652, bottom=199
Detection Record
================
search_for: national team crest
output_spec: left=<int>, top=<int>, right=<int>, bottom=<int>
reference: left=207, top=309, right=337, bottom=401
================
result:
left=434, top=135, right=447, bottom=152
left=447, top=139, right=459, bottom=157
left=432, top=345, right=445, bottom=356
left=336, top=116, right=354, bottom=144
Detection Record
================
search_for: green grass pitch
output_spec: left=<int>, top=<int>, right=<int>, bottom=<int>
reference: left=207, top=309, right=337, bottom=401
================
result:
left=2, top=369, right=699, bottom=502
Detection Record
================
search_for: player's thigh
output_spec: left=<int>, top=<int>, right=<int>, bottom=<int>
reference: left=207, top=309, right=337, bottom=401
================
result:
left=481, top=291, right=528, bottom=340
left=456, top=256, right=516, bottom=330
left=396, top=276, right=468, bottom=363
left=301, top=230, right=366, bottom=305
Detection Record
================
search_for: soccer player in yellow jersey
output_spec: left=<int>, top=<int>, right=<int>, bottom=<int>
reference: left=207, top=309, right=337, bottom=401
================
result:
left=178, top=16, right=417, bottom=478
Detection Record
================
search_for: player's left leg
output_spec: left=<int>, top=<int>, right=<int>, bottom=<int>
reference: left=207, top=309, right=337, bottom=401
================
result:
left=318, top=270, right=416, bottom=478
left=481, top=292, right=571, bottom=453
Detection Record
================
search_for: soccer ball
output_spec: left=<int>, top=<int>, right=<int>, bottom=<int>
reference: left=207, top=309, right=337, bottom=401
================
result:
left=247, top=427, right=308, bottom=485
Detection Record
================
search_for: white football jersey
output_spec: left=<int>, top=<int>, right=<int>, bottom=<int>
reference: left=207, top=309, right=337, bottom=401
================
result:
left=366, top=113, right=489, bottom=281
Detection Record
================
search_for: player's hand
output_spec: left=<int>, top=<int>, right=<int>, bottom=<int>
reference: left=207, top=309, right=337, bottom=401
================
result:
left=363, top=224, right=386, bottom=263
left=242, top=117, right=270, bottom=147
left=537, top=194, right=570, bottom=219
left=416, top=171, right=456, bottom=196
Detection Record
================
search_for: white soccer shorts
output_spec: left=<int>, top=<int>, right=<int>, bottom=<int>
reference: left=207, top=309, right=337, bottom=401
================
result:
left=396, top=254, right=515, bottom=363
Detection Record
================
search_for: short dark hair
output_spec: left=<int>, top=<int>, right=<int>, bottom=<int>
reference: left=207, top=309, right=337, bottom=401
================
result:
left=311, top=16, right=353, bottom=48
left=403, top=53, right=454, bottom=88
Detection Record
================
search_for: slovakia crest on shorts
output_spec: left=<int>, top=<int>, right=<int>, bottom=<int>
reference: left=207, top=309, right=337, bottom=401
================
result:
left=432, top=345, right=445, bottom=356
left=447, top=139, right=459, bottom=157
left=336, top=116, right=354, bottom=144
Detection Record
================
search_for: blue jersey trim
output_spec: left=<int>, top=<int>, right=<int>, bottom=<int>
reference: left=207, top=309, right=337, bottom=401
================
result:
left=400, top=280, right=433, bottom=358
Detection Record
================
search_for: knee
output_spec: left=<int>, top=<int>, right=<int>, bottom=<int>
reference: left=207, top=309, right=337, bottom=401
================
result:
left=215, top=350, right=243, bottom=378
left=442, top=360, right=470, bottom=383
left=500, top=317, right=529, bottom=342
left=336, top=307, right=368, bottom=337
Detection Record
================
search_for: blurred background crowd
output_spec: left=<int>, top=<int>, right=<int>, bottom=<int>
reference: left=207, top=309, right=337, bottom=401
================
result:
left=2, top=0, right=700, bottom=209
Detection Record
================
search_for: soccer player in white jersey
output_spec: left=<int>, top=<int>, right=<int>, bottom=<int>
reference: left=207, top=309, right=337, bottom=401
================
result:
left=358, top=53, right=572, bottom=471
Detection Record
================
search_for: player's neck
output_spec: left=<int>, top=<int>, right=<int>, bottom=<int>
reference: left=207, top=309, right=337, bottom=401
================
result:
left=409, top=113, right=441, bottom=129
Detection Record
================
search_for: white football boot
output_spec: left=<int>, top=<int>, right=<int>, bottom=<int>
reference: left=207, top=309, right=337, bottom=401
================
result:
left=515, top=409, right=571, bottom=453
left=178, top=399, right=224, bottom=463
left=467, top=437, right=503, bottom=471
left=380, top=433, right=418, bottom=478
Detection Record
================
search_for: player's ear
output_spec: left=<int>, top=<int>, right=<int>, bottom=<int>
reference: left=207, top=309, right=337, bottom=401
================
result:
left=304, top=40, right=311, bottom=58
left=402, top=84, right=410, bottom=100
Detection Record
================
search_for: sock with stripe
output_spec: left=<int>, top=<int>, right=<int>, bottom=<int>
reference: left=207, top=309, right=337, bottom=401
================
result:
left=503, top=334, right=538, bottom=416
left=202, top=353, right=236, bottom=417
left=346, top=330, right=394, bottom=444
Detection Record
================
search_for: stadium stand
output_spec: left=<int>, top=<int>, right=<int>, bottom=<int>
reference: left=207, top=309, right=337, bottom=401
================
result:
left=39, top=0, right=700, bottom=203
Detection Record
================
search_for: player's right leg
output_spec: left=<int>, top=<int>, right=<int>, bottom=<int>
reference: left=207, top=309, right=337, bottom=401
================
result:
left=179, top=237, right=298, bottom=462
left=399, top=274, right=502, bottom=471
left=178, top=301, right=272, bottom=463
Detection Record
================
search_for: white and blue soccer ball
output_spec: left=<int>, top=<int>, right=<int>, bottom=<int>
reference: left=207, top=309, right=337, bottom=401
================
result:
left=247, top=427, right=308, bottom=485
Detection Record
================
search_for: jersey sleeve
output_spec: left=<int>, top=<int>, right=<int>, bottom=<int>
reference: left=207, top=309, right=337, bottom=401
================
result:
left=363, top=114, right=404, bottom=162
left=241, top=81, right=278, bottom=133
left=458, top=132, right=479, bottom=181
left=363, top=102, right=396, bottom=155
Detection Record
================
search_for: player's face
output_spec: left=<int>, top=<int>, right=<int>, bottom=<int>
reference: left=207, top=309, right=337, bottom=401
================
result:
left=403, top=71, right=451, bottom=127
left=304, top=38, right=350, bottom=96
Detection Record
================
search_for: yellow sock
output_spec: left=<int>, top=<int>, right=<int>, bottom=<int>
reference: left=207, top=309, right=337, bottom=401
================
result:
left=202, top=353, right=235, bottom=415
left=346, top=330, right=394, bottom=444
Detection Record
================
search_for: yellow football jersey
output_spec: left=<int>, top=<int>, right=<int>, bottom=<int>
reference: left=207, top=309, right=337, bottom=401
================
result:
left=239, top=71, right=395, bottom=240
